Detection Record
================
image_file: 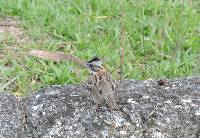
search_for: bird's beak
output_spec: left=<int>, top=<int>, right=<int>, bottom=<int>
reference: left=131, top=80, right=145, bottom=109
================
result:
left=86, top=62, right=90, bottom=67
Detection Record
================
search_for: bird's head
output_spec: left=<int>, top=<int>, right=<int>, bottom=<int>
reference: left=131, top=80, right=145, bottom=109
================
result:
left=86, top=57, right=104, bottom=73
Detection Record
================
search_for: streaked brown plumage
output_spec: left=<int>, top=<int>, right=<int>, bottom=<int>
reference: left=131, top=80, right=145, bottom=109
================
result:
left=87, top=68, right=119, bottom=110
left=86, top=57, right=119, bottom=110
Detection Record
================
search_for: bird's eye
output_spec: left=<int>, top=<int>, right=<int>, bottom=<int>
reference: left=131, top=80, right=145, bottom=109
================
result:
left=89, top=64, right=95, bottom=70
left=87, top=63, right=93, bottom=68
left=90, top=64, right=94, bottom=67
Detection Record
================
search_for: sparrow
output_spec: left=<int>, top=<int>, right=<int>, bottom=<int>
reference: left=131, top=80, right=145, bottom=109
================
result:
left=86, top=57, right=134, bottom=125
left=86, top=57, right=119, bottom=110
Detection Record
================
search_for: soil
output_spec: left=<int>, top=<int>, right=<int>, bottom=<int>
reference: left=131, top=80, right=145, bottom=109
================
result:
left=0, top=17, right=23, bottom=41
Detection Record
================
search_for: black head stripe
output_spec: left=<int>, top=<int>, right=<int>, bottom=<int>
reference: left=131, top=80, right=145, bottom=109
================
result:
left=88, top=56, right=100, bottom=63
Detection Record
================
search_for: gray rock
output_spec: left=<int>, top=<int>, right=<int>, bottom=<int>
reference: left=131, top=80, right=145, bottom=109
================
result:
left=0, top=92, right=25, bottom=138
left=1, top=76, right=200, bottom=137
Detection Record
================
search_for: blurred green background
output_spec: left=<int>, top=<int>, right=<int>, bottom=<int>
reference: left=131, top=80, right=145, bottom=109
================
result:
left=0, top=0, right=199, bottom=96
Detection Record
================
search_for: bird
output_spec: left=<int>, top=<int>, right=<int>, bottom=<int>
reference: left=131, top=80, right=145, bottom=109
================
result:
left=86, top=57, right=134, bottom=125
left=86, top=57, right=119, bottom=110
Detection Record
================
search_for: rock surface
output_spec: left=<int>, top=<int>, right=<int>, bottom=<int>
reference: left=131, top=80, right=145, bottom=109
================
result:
left=1, top=76, right=200, bottom=137
left=0, top=93, right=25, bottom=138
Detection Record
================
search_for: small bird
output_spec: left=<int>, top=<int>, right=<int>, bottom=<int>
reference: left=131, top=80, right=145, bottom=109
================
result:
left=86, top=57, right=134, bottom=125
left=86, top=57, right=119, bottom=110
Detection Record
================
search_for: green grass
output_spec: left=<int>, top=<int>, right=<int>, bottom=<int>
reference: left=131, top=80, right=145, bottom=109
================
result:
left=0, top=0, right=199, bottom=96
